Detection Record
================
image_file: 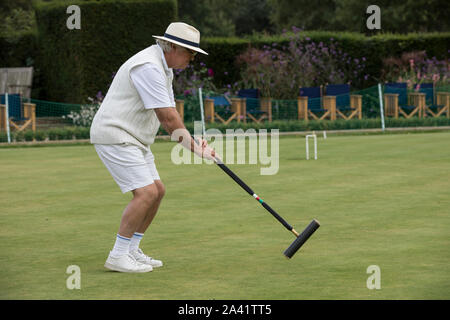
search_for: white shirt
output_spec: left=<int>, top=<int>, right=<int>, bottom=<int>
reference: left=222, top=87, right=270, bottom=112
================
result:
left=130, top=45, right=175, bottom=109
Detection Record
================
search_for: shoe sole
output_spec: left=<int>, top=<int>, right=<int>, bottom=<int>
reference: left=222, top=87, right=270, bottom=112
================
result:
left=137, top=261, right=163, bottom=268
left=104, top=261, right=153, bottom=273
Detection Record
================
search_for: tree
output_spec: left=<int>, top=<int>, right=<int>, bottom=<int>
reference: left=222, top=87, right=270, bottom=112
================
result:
left=178, top=0, right=274, bottom=37
left=268, top=0, right=450, bottom=33
left=234, top=0, right=274, bottom=36
left=267, top=0, right=337, bottom=32
left=178, top=0, right=238, bottom=37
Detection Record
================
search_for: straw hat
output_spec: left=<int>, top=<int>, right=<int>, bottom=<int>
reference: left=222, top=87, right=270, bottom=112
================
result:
left=153, top=22, right=208, bottom=55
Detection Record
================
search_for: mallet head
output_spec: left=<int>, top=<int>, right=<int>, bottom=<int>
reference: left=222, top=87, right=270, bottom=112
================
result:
left=284, top=219, right=320, bottom=259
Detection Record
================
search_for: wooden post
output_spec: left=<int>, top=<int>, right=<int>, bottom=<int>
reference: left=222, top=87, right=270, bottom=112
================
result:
left=23, top=103, right=36, bottom=132
left=260, top=97, right=272, bottom=122
left=323, top=96, right=336, bottom=120
left=384, top=93, right=399, bottom=119
left=175, top=99, right=184, bottom=121
left=235, top=98, right=246, bottom=123
left=204, top=99, right=215, bottom=123
left=297, top=97, right=308, bottom=121
left=231, top=98, right=242, bottom=123
left=0, top=104, right=6, bottom=131
left=350, top=95, right=362, bottom=119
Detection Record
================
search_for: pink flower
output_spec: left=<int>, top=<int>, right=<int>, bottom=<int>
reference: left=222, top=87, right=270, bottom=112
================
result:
left=432, top=74, right=440, bottom=82
left=409, top=59, right=414, bottom=68
left=207, top=68, right=214, bottom=77
left=415, top=84, right=420, bottom=92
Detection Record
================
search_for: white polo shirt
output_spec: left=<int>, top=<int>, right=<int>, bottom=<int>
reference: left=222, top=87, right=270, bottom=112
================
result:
left=130, top=45, right=175, bottom=109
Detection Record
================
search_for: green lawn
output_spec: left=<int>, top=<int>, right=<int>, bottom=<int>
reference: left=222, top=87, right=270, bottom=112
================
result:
left=1, top=132, right=449, bottom=299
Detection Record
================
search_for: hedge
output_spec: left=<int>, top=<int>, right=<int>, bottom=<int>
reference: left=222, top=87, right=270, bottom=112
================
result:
left=33, top=0, right=177, bottom=103
left=2, top=117, right=449, bottom=143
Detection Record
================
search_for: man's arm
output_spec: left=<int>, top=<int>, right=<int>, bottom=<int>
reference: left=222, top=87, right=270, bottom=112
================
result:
left=155, top=107, right=216, bottom=159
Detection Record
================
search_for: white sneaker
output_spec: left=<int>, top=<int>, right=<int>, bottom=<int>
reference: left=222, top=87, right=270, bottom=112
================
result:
left=130, top=248, right=163, bottom=268
left=104, top=252, right=153, bottom=273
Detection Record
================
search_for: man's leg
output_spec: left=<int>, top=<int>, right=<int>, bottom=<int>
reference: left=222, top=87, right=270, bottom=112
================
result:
left=118, top=183, right=162, bottom=238
left=128, top=181, right=165, bottom=268
left=135, top=180, right=165, bottom=234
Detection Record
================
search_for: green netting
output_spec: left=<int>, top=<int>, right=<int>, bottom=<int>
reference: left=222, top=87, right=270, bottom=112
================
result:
left=30, top=98, right=82, bottom=117
left=22, top=83, right=450, bottom=127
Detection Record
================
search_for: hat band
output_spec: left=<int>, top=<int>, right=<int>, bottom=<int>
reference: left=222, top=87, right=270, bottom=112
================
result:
left=164, top=33, right=199, bottom=48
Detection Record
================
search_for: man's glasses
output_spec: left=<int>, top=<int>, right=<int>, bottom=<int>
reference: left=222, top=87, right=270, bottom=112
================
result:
left=187, top=49, right=197, bottom=57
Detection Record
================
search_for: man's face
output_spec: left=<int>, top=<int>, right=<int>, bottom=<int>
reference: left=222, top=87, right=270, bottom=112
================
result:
left=170, top=45, right=196, bottom=70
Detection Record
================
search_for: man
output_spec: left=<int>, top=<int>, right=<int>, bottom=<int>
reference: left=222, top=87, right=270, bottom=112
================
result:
left=90, top=22, right=218, bottom=273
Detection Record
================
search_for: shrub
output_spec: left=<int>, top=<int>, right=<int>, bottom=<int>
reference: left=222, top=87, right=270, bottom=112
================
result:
left=235, top=28, right=370, bottom=99
left=381, top=50, right=449, bottom=89
left=200, top=31, right=450, bottom=93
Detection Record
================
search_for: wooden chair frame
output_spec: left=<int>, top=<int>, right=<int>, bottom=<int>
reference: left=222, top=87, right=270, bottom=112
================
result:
left=322, top=84, right=362, bottom=120
left=0, top=102, right=36, bottom=132
left=204, top=97, right=243, bottom=124
left=423, top=92, right=450, bottom=118
left=384, top=92, right=425, bottom=119
left=383, top=83, right=424, bottom=119
left=242, top=97, right=272, bottom=123
left=297, top=86, right=336, bottom=120
left=323, top=94, right=362, bottom=120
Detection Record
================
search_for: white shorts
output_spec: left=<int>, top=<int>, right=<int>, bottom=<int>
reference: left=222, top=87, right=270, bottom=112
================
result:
left=94, top=143, right=161, bottom=193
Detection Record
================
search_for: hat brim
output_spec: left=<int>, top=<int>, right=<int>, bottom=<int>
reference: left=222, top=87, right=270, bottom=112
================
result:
left=152, top=35, right=208, bottom=55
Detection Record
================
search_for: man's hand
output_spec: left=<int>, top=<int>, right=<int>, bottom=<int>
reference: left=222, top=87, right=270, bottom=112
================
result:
left=191, top=137, right=219, bottom=161
left=155, top=107, right=220, bottom=161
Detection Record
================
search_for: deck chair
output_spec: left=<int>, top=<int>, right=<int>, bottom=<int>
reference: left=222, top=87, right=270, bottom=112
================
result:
left=419, top=83, right=449, bottom=118
left=0, top=94, right=36, bottom=132
left=324, top=84, right=362, bottom=120
left=297, top=86, right=335, bottom=120
left=383, top=83, right=422, bottom=118
left=203, top=95, right=242, bottom=124
left=237, top=89, right=272, bottom=123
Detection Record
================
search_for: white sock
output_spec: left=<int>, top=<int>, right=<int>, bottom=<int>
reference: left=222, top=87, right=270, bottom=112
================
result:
left=129, top=232, right=144, bottom=252
left=110, top=234, right=131, bottom=257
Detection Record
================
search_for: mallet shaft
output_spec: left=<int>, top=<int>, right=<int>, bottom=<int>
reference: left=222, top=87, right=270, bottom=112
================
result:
left=215, top=161, right=294, bottom=233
